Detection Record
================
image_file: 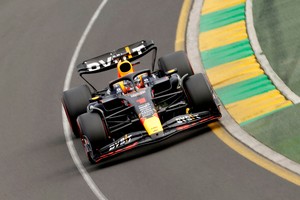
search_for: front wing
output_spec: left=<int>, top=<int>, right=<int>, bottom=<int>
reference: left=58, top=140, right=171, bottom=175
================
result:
left=82, top=111, right=221, bottom=163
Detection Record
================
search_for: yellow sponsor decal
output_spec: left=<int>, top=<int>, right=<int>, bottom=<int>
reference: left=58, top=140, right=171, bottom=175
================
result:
left=143, top=116, right=163, bottom=135
left=91, top=96, right=100, bottom=101
left=125, top=46, right=133, bottom=59
left=117, top=81, right=126, bottom=93
left=168, top=69, right=176, bottom=74
left=186, top=108, right=190, bottom=114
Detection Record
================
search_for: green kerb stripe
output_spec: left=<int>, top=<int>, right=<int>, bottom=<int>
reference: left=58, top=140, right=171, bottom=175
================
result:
left=201, top=39, right=253, bottom=69
left=215, top=75, right=276, bottom=105
left=200, top=3, right=245, bottom=32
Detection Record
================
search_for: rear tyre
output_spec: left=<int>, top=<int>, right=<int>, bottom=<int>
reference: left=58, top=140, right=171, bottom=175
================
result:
left=158, top=51, right=194, bottom=77
left=62, top=85, right=91, bottom=138
left=183, top=73, right=217, bottom=112
left=77, top=112, right=109, bottom=164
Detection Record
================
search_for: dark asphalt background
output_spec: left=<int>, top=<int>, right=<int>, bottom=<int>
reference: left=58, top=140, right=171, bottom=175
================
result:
left=1, top=0, right=300, bottom=199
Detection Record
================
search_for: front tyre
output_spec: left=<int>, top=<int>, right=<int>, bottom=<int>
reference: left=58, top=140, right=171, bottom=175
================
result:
left=62, top=85, right=91, bottom=138
left=158, top=51, right=194, bottom=77
left=183, top=73, right=218, bottom=112
left=77, top=112, right=109, bottom=164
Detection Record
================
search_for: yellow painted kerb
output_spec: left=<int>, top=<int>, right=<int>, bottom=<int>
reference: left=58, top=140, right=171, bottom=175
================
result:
left=226, top=90, right=293, bottom=123
left=202, top=0, right=246, bottom=15
left=175, top=0, right=300, bottom=186
left=206, top=55, right=264, bottom=89
left=199, top=21, right=248, bottom=51
left=175, top=0, right=192, bottom=51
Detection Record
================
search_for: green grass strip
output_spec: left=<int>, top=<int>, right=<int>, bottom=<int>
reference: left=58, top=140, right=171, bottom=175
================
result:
left=242, top=104, right=300, bottom=163
left=240, top=104, right=293, bottom=126
left=201, top=39, right=253, bottom=69
left=200, top=3, right=245, bottom=32
left=215, top=75, right=276, bottom=105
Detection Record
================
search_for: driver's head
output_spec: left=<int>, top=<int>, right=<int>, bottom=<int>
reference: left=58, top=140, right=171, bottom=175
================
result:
left=117, top=60, right=134, bottom=77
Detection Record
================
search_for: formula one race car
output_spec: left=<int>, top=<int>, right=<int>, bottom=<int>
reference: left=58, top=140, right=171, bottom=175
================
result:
left=62, top=40, right=221, bottom=164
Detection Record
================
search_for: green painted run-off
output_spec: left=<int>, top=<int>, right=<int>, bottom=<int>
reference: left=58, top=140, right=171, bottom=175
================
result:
left=243, top=103, right=300, bottom=163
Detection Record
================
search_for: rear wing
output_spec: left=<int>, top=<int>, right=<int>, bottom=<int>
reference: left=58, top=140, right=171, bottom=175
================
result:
left=77, top=40, right=157, bottom=76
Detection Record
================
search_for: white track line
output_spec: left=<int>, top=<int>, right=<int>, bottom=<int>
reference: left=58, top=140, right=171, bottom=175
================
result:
left=62, top=0, right=108, bottom=200
left=186, top=0, right=204, bottom=74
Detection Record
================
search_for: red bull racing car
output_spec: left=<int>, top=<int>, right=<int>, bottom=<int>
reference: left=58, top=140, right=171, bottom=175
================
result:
left=62, top=40, right=221, bottom=164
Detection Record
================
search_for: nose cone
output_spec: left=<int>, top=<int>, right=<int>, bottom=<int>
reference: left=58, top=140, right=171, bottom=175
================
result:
left=142, top=115, right=163, bottom=137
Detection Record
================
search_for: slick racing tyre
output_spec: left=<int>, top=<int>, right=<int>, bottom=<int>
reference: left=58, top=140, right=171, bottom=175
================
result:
left=77, top=112, right=109, bottom=164
left=183, top=73, right=217, bottom=112
left=62, top=85, right=91, bottom=138
left=158, top=51, right=194, bottom=77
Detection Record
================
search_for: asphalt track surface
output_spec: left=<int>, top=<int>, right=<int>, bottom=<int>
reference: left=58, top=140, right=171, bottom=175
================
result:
left=1, top=0, right=300, bottom=199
